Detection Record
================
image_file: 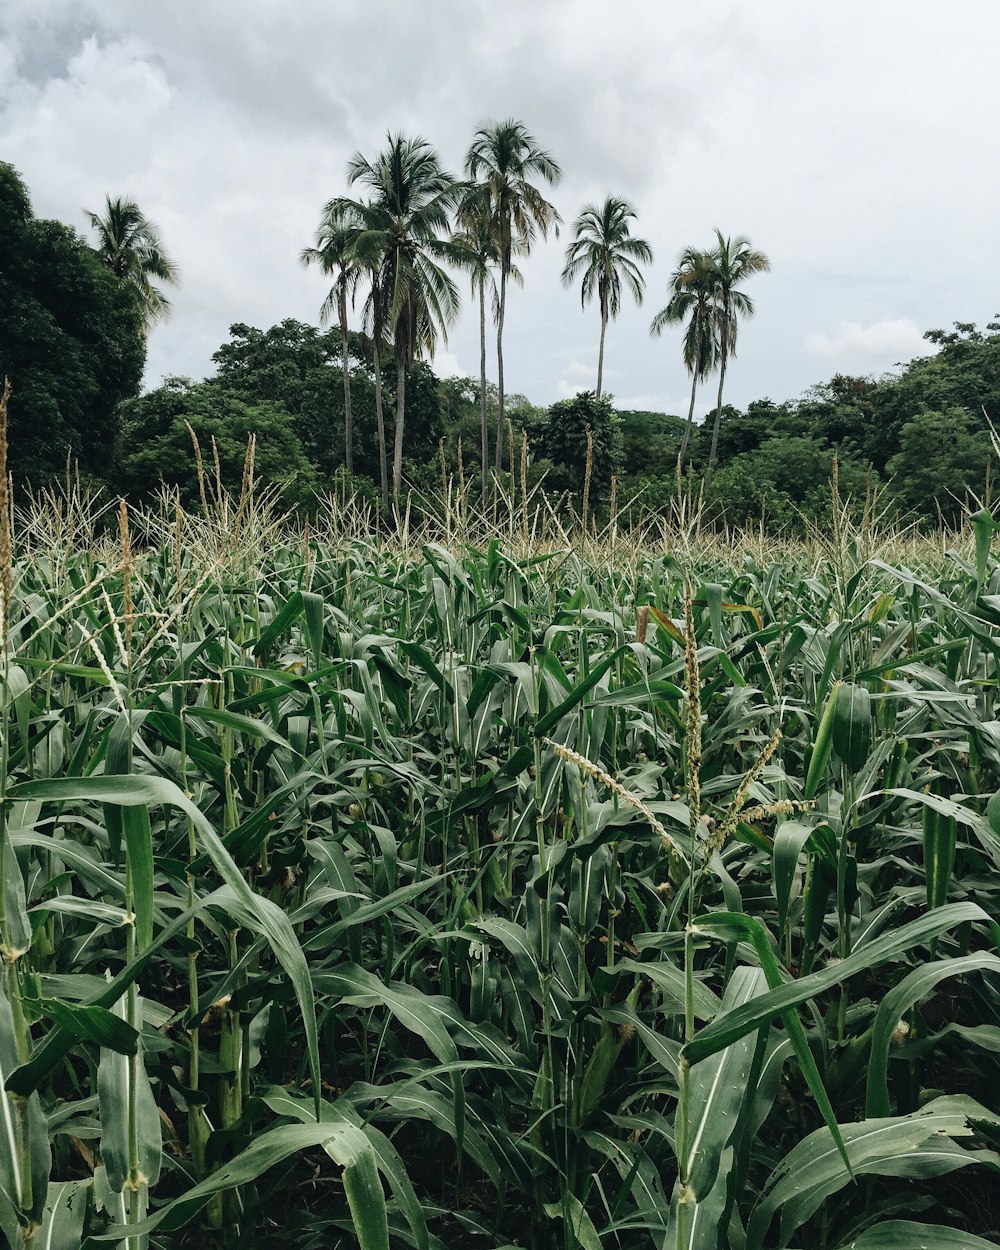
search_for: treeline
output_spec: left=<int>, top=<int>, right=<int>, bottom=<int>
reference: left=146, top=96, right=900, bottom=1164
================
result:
left=116, top=315, right=996, bottom=530
left=0, top=157, right=995, bottom=529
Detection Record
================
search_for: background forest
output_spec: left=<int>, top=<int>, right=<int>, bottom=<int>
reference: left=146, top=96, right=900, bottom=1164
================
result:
left=1, top=157, right=995, bottom=533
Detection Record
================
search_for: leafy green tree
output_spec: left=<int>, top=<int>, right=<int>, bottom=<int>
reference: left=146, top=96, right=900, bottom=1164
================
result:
left=339, top=134, right=465, bottom=499
left=117, top=377, right=317, bottom=507
left=617, top=409, right=686, bottom=479
left=531, top=391, right=622, bottom=509
left=650, top=247, right=719, bottom=469
left=466, top=119, right=561, bottom=472
left=85, top=194, right=180, bottom=331
left=887, top=406, right=993, bottom=524
left=704, top=230, right=770, bottom=479
left=708, top=434, right=869, bottom=530
left=0, top=163, right=145, bottom=484
left=561, top=196, right=652, bottom=398
left=301, top=203, right=363, bottom=475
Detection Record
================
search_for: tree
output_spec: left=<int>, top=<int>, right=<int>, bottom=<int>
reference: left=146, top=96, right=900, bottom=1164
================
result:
left=85, top=194, right=180, bottom=331
left=0, top=163, right=145, bottom=484
left=117, top=377, right=318, bottom=508
left=650, top=247, right=719, bottom=469
left=301, top=203, right=363, bottom=475
left=561, top=196, right=652, bottom=399
left=211, top=319, right=376, bottom=483
left=453, top=191, right=499, bottom=494
left=531, top=391, right=622, bottom=510
left=339, top=134, right=465, bottom=499
left=704, top=230, right=770, bottom=480
left=886, top=406, right=992, bottom=525
left=466, top=119, right=561, bottom=474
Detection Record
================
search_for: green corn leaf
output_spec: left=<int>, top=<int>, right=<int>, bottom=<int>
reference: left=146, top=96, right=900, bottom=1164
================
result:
left=804, top=682, right=839, bottom=799
left=865, top=953, right=1000, bottom=1117
left=97, top=996, right=161, bottom=1194
left=25, top=998, right=138, bottom=1055
left=971, top=506, right=996, bottom=589
left=746, top=1095, right=1000, bottom=1250
left=534, top=644, right=628, bottom=736
left=10, top=774, right=323, bottom=1117
left=681, top=911, right=852, bottom=1177
left=771, top=820, right=814, bottom=937
left=839, top=1220, right=1000, bottom=1250
left=684, top=902, right=990, bottom=1065
left=544, top=1193, right=603, bottom=1250
left=334, top=1133, right=389, bottom=1250
left=251, top=590, right=303, bottom=658
left=0, top=986, right=50, bottom=1225
left=95, top=1120, right=385, bottom=1240
left=34, top=1180, right=90, bottom=1250
left=682, top=967, right=767, bottom=1200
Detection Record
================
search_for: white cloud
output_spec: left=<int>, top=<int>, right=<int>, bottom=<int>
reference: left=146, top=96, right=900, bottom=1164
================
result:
left=1, top=0, right=997, bottom=416
left=804, top=319, right=936, bottom=371
left=430, top=351, right=463, bottom=380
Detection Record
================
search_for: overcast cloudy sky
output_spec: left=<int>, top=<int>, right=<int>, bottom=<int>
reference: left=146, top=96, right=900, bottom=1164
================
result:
left=1, top=2, right=995, bottom=417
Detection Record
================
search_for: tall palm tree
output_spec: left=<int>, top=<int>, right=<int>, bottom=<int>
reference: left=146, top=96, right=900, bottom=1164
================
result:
left=650, top=247, right=719, bottom=470
left=301, top=203, right=363, bottom=476
left=561, top=196, right=652, bottom=399
left=342, top=134, right=465, bottom=500
left=452, top=189, right=525, bottom=493
left=358, top=261, right=391, bottom=511
left=466, top=119, right=561, bottom=474
left=705, top=230, right=770, bottom=480
left=85, top=195, right=179, bottom=331
left=452, top=191, right=498, bottom=493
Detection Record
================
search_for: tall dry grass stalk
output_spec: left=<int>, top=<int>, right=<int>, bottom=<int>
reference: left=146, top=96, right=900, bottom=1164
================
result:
left=119, top=498, right=133, bottom=653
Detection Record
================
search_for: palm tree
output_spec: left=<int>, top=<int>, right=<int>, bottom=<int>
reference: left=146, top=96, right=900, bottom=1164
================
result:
left=650, top=247, right=719, bottom=470
left=562, top=196, right=652, bottom=399
left=359, top=260, right=391, bottom=511
left=342, top=134, right=465, bottom=500
left=452, top=189, right=525, bottom=493
left=466, top=120, right=561, bottom=474
left=301, top=203, right=363, bottom=476
left=704, top=230, right=770, bottom=480
left=85, top=195, right=179, bottom=331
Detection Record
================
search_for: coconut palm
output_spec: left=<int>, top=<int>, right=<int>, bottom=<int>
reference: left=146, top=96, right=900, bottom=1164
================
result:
left=341, top=134, right=465, bottom=500
left=358, top=260, right=392, bottom=511
left=705, top=230, right=770, bottom=479
left=466, top=119, right=561, bottom=473
left=452, top=189, right=526, bottom=493
left=562, top=196, right=652, bottom=399
left=650, top=247, right=719, bottom=470
left=301, top=203, right=364, bottom=476
left=85, top=195, right=179, bottom=331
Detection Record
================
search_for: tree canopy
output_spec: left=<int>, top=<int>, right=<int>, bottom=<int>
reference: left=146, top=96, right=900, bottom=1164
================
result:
left=0, top=163, right=145, bottom=483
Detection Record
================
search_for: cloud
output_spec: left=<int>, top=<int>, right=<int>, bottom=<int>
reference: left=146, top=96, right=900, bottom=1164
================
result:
left=1, top=0, right=998, bottom=417
left=804, top=319, right=936, bottom=370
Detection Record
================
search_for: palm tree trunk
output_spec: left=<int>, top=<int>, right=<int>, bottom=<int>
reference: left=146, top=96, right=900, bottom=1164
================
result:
left=707, top=340, right=728, bottom=484
left=339, top=287, right=353, bottom=477
left=393, top=357, right=406, bottom=501
left=494, top=264, right=507, bottom=476
left=678, top=369, right=698, bottom=469
left=479, top=279, right=489, bottom=497
left=373, top=339, right=388, bottom=510
left=596, top=309, right=608, bottom=399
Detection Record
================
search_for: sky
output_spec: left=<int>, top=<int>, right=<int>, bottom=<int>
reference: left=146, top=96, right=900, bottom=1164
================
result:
left=1, top=1, right=996, bottom=419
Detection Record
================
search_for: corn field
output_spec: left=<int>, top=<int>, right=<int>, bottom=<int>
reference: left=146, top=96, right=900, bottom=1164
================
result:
left=2, top=477, right=1000, bottom=1250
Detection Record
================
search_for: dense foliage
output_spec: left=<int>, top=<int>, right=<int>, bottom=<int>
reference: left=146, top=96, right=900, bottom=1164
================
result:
left=0, top=163, right=145, bottom=483
left=3, top=483, right=1000, bottom=1249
